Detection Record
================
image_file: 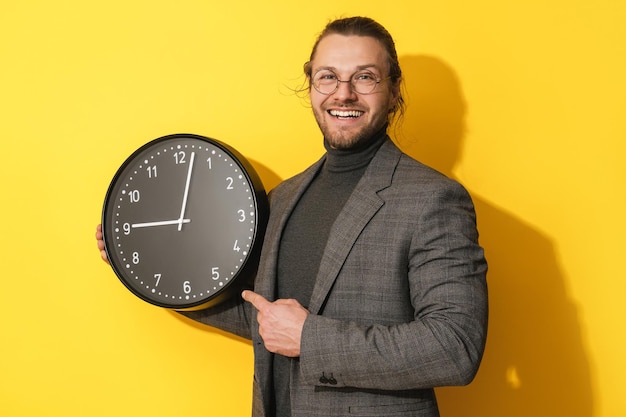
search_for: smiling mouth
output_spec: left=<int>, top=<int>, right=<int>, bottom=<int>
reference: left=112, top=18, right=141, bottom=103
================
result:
left=328, top=109, right=364, bottom=119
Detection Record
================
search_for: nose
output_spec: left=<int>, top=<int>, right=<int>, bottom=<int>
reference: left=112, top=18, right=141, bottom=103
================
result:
left=333, top=80, right=358, bottom=101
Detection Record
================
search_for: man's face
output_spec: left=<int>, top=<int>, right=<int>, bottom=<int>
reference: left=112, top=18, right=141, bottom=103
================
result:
left=309, top=34, right=399, bottom=150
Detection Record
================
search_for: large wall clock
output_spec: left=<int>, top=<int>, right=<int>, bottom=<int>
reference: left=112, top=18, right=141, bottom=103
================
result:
left=102, top=133, right=269, bottom=310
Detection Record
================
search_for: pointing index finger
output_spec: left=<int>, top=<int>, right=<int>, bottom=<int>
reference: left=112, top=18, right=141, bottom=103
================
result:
left=242, top=290, right=271, bottom=311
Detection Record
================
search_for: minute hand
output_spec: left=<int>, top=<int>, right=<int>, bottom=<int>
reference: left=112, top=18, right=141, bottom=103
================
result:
left=177, top=151, right=195, bottom=231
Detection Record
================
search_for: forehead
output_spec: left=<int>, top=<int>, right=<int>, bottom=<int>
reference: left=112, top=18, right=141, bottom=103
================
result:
left=311, top=34, right=389, bottom=73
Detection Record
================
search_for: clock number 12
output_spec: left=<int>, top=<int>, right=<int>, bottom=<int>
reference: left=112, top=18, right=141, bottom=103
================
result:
left=174, top=151, right=186, bottom=165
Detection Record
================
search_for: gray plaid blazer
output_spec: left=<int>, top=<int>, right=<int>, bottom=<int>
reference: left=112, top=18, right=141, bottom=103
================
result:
left=184, top=138, right=488, bottom=417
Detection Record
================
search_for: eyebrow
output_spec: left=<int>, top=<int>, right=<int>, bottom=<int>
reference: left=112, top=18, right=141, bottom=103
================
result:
left=314, top=64, right=382, bottom=74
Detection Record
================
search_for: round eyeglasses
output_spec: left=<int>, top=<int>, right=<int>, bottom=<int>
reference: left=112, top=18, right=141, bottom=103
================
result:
left=312, top=69, right=391, bottom=95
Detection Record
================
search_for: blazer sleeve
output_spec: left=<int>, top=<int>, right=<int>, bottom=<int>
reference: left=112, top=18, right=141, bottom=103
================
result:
left=298, top=179, right=488, bottom=390
left=178, top=295, right=253, bottom=340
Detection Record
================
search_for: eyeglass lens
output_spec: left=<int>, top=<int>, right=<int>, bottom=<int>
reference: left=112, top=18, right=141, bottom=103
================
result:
left=313, top=70, right=380, bottom=94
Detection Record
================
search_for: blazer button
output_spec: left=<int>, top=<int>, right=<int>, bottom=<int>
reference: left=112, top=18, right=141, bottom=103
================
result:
left=328, top=376, right=337, bottom=385
left=319, top=373, right=329, bottom=384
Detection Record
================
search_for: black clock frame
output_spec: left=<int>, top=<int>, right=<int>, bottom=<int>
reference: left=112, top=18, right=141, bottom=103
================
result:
left=101, top=133, right=269, bottom=310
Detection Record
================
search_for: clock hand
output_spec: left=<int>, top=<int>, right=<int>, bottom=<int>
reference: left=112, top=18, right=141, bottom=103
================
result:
left=132, top=219, right=191, bottom=228
left=177, top=151, right=195, bottom=231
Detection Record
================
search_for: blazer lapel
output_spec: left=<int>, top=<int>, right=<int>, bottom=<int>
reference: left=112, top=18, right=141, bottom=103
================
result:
left=307, top=139, right=402, bottom=314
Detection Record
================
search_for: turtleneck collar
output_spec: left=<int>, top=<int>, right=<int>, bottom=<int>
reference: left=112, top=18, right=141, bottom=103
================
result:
left=322, top=126, right=388, bottom=173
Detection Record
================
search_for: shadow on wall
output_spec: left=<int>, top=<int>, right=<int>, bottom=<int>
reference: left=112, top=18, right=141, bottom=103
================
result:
left=397, top=55, right=593, bottom=417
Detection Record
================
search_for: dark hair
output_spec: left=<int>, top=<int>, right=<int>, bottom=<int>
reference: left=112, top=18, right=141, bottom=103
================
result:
left=303, top=16, right=405, bottom=120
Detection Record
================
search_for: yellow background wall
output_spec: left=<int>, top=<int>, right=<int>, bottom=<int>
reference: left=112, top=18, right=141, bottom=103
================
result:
left=1, top=1, right=624, bottom=416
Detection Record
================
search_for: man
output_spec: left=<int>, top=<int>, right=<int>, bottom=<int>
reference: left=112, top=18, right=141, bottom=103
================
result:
left=97, top=16, right=488, bottom=417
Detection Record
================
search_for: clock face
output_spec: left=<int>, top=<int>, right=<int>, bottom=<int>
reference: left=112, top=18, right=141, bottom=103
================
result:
left=102, top=134, right=268, bottom=310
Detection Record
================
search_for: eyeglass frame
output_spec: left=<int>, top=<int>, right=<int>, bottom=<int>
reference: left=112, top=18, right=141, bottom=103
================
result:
left=311, top=68, right=392, bottom=95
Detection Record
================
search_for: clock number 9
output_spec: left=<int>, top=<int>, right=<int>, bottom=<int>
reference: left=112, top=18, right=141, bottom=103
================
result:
left=123, top=223, right=131, bottom=235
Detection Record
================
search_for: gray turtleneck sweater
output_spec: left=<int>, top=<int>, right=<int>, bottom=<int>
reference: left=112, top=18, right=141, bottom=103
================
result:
left=272, top=130, right=387, bottom=417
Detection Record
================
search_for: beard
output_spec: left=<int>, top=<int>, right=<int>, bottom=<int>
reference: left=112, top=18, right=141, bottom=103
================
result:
left=312, top=106, right=389, bottom=150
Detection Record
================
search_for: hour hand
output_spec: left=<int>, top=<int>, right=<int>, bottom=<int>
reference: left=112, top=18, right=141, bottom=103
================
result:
left=131, top=219, right=191, bottom=229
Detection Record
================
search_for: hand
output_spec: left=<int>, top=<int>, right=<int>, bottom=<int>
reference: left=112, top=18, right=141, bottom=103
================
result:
left=242, top=290, right=309, bottom=357
left=95, top=224, right=110, bottom=265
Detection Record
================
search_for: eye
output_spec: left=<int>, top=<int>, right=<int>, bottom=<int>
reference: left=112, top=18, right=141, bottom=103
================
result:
left=316, top=71, right=338, bottom=81
left=354, top=71, right=377, bottom=82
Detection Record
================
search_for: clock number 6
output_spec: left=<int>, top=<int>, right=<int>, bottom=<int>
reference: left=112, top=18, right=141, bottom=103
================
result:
left=183, top=281, right=191, bottom=294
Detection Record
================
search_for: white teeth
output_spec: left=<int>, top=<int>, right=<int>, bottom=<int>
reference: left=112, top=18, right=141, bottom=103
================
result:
left=329, top=110, right=363, bottom=118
